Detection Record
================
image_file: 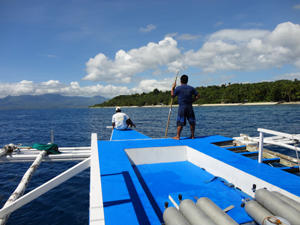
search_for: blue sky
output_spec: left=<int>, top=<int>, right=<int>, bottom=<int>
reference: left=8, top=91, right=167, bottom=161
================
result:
left=1, top=0, right=300, bottom=98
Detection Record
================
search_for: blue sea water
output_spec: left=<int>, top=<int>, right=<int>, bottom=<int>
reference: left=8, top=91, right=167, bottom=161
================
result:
left=0, top=105, right=300, bottom=224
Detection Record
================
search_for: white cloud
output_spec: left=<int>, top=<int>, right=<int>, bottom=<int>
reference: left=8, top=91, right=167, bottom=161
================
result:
left=274, top=72, right=300, bottom=80
left=165, top=32, right=177, bottom=38
left=293, top=4, right=300, bottom=9
left=0, top=80, right=125, bottom=98
left=165, top=32, right=201, bottom=41
left=139, top=24, right=156, bottom=33
left=209, top=29, right=270, bottom=42
left=83, top=37, right=181, bottom=82
left=47, top=54, right=57, bottom=58
left=176, top=33, right=201, bottom=41
left=182, top=22, right=300, bottom=72
left=132, top=78, right=174, bottom=93
left=0, top=79, right=175, bottom=99
left=84, top=21, right=300, bottom=83
left=215, top=21, right=223, bottom=27
left=41, top=80, right=61, bottom=86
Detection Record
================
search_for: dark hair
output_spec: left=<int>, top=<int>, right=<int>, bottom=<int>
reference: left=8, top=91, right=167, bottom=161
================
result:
left=180, top=74, right=188, bottom=84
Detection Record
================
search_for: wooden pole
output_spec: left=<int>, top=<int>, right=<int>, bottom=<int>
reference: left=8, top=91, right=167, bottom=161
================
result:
left=165, top=73, right=178, bottom=138
left=0, top=158, right=90, bottom=219
left=0, top=150, right=47, bottom=225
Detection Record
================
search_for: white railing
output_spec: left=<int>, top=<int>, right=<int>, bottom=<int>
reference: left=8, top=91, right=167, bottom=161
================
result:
left=257, top=128, right=300, bottom=163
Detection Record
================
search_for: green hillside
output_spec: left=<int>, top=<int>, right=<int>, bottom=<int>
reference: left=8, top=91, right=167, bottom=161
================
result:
left=91, top=79, right=300, bottom=107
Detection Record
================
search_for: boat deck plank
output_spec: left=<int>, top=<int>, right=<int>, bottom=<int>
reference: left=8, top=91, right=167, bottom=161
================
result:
left=111, top=129, right=151, bottom=141
left=97, top=130, right=300, bottom=224
left=137, top=161, right=252, bottom=223
left=184, top=138, right=300, bottom=196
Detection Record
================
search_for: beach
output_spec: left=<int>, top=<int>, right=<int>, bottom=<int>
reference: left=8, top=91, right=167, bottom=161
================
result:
left=91, top=101, right=300, bottom=108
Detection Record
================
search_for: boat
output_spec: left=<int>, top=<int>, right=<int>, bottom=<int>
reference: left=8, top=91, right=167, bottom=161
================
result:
left=0, top=128, right=300, bottom=225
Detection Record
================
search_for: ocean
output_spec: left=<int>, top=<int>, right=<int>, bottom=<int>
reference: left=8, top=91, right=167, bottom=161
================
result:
left=0, top=105, right=300, bottom=224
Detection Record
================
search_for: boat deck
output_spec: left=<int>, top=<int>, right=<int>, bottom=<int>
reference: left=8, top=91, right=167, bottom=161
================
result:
left=96, top=129, right=300, bottom=225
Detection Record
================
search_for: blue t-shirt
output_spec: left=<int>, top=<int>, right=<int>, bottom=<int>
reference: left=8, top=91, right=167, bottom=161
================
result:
left=173, top=84, right=198, bottom=105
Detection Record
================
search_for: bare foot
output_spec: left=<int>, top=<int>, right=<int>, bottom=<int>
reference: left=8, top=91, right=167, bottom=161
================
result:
left=190, top=136, right=195, bottom=139
left=172, top=136, right=180, bottom=140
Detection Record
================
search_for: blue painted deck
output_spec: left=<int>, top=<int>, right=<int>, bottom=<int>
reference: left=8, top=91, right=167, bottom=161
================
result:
left=98, top=129, right=300, bottom=224
left=111, top=129, right=151, bottom=140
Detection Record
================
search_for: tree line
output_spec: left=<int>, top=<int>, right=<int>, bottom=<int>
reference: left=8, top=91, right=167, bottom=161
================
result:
left=91, top=79, right=300, bottom=107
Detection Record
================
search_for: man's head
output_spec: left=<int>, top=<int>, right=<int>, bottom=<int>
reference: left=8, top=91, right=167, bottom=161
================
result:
left=180, top=74, right=188, bottom=84
left=115, top=106, right=121, bottom=112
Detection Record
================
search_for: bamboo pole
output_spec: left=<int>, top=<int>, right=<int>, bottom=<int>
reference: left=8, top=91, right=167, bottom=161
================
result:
left=0, top=150, right=47, bottom=225
left=165, top=73, right=178, bottom=137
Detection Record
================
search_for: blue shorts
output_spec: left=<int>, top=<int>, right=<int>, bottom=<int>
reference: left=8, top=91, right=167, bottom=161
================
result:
left=177, top=105, right=196, bottom=126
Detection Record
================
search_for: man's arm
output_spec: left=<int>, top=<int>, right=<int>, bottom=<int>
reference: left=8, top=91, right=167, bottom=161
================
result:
left=192, top=88, right=200, bottom=103
left=171, top=82, right=176, bottom=97
left=126, top=118, right=136, bottom=128
left=193, top=93, right=200, bottom=102
left=112, top=115, right=115, bottom=130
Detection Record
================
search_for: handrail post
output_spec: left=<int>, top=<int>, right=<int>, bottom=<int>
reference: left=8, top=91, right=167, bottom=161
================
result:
left=258, top=131, right=264, bottom=163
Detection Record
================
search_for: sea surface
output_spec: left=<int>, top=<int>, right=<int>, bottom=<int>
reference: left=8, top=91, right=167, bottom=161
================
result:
left=0, top=105, right=300, bottom=225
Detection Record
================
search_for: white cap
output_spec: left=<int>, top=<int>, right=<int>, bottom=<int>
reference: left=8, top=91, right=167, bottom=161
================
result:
left=116, top=106, right=121, bottom=111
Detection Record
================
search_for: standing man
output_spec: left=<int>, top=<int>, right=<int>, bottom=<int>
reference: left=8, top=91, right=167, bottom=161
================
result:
left=171, top=74, right=199, bottom=139
left=112, top=107, right=136, bottom=130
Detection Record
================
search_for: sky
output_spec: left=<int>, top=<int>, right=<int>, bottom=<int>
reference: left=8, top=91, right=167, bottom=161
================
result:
left=1, top=0, right=300, bottom=98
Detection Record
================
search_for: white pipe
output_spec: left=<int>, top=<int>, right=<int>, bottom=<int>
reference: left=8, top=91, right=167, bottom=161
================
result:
left=257, top=128, right=300, bottom=142
left=258, top=132, right=264, bottom=163
left=168, top=195, right=179, bottom=209
left=58, top=147, right=90, bottom=150
left=1, top=158, right=88, bottom=163
left=0, top=153, right=90, bottom=163
left=2, top=153, right=90, bottom=160
left=264, top=139, right=300, bottom=153
left=15, top=150, right=90, bottom=155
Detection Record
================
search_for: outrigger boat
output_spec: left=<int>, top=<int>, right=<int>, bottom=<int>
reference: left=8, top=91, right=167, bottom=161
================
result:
left=0, top=128, right=300, bottom=225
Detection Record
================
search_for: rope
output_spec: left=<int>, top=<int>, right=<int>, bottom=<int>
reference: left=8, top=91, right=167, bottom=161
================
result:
left=0, top=144, right=18, bottom=157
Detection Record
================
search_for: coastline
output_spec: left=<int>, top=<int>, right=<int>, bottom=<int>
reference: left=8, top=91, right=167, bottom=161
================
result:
left=90, top=101, right=300, bottom=108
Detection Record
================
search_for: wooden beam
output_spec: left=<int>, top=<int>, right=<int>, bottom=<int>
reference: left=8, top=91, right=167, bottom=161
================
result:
left=0, top=158, right=90, bottom=218
left=0, top=150, right=47, bottom=224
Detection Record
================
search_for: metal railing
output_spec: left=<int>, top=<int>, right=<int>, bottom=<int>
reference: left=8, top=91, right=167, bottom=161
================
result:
left=257, top=128, right=300, bottom=163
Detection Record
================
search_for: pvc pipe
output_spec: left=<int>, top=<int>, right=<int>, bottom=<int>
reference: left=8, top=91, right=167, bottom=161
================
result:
left=257, top=128, right=300, bottom=142
left=179, top=199, right=216, bottom=225
left=255, top=189, right=300, bottom=225
left=244, top=200, right=273, bottom=224
left=163, top=207, right=191, bottom=225
left=196, top=197, right=238, bottom=225
left=258, top=132, right=264, bottom=163
left=272, top=191, right=300, bottom=212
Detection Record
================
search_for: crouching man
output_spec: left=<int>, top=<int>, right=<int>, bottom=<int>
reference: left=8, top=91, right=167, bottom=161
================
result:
left=112, top=107, right=136, bottom=130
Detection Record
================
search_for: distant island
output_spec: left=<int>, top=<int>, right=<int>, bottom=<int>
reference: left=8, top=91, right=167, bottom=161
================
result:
left=91, top=79, right=300, bottom=107
left=0, top=94, right=106, bottom=110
